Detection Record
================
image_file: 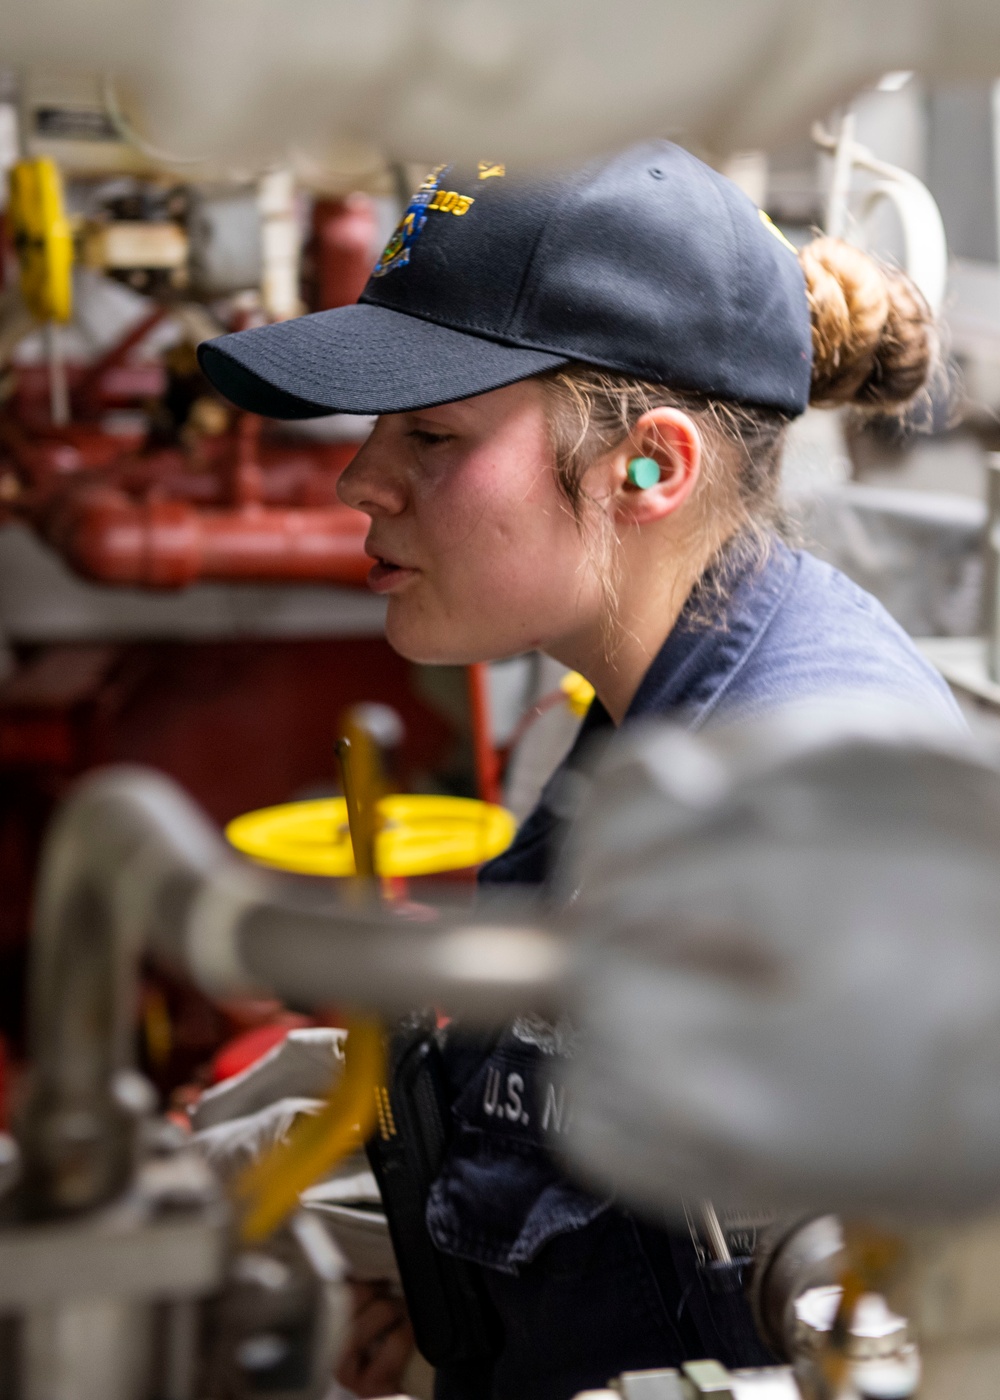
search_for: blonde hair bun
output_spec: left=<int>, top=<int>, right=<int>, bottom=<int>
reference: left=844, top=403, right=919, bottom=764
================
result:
left=799, top=236, right=934, bottom=410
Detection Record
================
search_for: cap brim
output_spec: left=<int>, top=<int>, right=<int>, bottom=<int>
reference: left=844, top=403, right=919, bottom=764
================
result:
left=197, top=303, right=568, bottom=419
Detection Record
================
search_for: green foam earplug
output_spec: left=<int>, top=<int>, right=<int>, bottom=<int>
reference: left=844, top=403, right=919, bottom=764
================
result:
left=626, top=456, right=660, bottom=489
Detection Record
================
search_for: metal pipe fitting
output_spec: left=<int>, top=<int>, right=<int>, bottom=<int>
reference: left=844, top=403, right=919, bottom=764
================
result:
left=749, top=1216, right=845, bottom=1361
left=20, top=767, right=224, bottom=1217
left=19, top=766, right=567, bottom=1220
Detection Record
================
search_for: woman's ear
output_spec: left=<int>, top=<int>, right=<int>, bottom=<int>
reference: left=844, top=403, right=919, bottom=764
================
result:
left=613, top=408, right=702, bottom=526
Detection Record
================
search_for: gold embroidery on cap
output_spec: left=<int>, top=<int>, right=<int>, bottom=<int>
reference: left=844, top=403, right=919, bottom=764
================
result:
left=428, top=189, right=475, bottom=215
left=478, top=162, right=506, bottom=180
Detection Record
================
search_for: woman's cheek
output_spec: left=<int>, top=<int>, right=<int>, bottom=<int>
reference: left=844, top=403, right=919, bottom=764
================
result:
left=454, top=546, right=537, bottom=620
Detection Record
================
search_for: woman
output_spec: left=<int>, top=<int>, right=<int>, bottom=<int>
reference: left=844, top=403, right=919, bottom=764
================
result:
left=200, top=141, right=962, bottom=1399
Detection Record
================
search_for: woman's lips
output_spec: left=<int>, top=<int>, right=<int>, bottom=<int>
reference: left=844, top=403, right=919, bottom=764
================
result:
left=367, top=558, right=420, bottom=594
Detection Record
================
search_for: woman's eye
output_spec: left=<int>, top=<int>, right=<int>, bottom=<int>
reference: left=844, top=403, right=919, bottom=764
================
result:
left=407, top=429, right=452, bottom=447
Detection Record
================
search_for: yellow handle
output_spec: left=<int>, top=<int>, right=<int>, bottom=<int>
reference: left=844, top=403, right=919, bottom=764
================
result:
left=8, top=158, right=74, bottom=323
left=234, top=1017, right=384, bottom=1243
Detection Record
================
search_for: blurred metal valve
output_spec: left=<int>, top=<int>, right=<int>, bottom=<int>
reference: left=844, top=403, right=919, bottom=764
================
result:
left=750, top=1217, right=846, bottom=1364
left=552, top=701, right=1000, bottom=1224
left=12, top=699, right=1000, bottom=1397
left=749, top=1217, right=919, bottom=1400
left=204, top=1212, right=348, bottom=1400
left=0, top=767, right=365, bottom=1398
left=0, top=1125, right=229, bottom=1400
left=19, top=704, right=1000, bottom=1225
left=21, top=707, right=1000, bottom=1201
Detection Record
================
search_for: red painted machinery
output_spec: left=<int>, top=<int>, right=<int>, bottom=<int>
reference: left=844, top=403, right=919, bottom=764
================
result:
left=0, top=197, right=381, bottom=592
left=2, top=412, right=369, bottom=588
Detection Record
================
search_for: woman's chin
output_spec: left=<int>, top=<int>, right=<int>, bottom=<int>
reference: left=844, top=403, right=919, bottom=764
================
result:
left=384, top=611, right=505, bottom=666
left=384, top=613, right=458, bottom=665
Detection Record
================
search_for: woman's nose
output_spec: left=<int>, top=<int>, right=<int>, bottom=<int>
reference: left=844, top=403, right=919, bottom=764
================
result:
left=336, top=430, right=407, bottom=518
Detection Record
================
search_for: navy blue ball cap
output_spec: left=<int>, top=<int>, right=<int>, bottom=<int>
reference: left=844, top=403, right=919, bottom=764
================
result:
left=198, top=303, right=567, bottom=418
left=198, top=141, right=813, bottom=420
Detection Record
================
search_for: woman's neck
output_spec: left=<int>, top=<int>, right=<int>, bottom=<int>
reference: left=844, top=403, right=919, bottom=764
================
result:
left=550, top=518, right=738, bottom=725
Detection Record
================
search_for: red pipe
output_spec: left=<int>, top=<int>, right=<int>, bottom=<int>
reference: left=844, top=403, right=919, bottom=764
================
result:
left=310, top=196, right=379, bottom=311
left=73, top=306, right=171, bottom=416
left=466, top=662, right=502, bottom=806
left=45, top=484, right=371, bottom=588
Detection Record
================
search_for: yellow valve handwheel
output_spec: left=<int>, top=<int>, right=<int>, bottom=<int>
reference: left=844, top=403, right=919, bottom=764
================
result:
left=227, top=793, right=516, bottom=878
left=8, top=158, right=74, bottom=323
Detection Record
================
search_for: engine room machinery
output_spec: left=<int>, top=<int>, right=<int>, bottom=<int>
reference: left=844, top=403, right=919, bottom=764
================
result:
left=1, top=144, right=381, bottom=591
left=4, top=701, right=1000, bottom=1398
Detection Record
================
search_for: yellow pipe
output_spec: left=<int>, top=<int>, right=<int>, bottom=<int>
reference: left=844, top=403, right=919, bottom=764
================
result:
left=336, top=734, right=377, bottom=880
left=233, top=715, right=388, bottom=1242
left=234, top=1016, right=384, bottom=1243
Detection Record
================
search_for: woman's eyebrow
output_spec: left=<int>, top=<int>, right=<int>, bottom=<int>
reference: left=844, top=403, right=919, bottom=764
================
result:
left=406, top=407, right=471, bottom=429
